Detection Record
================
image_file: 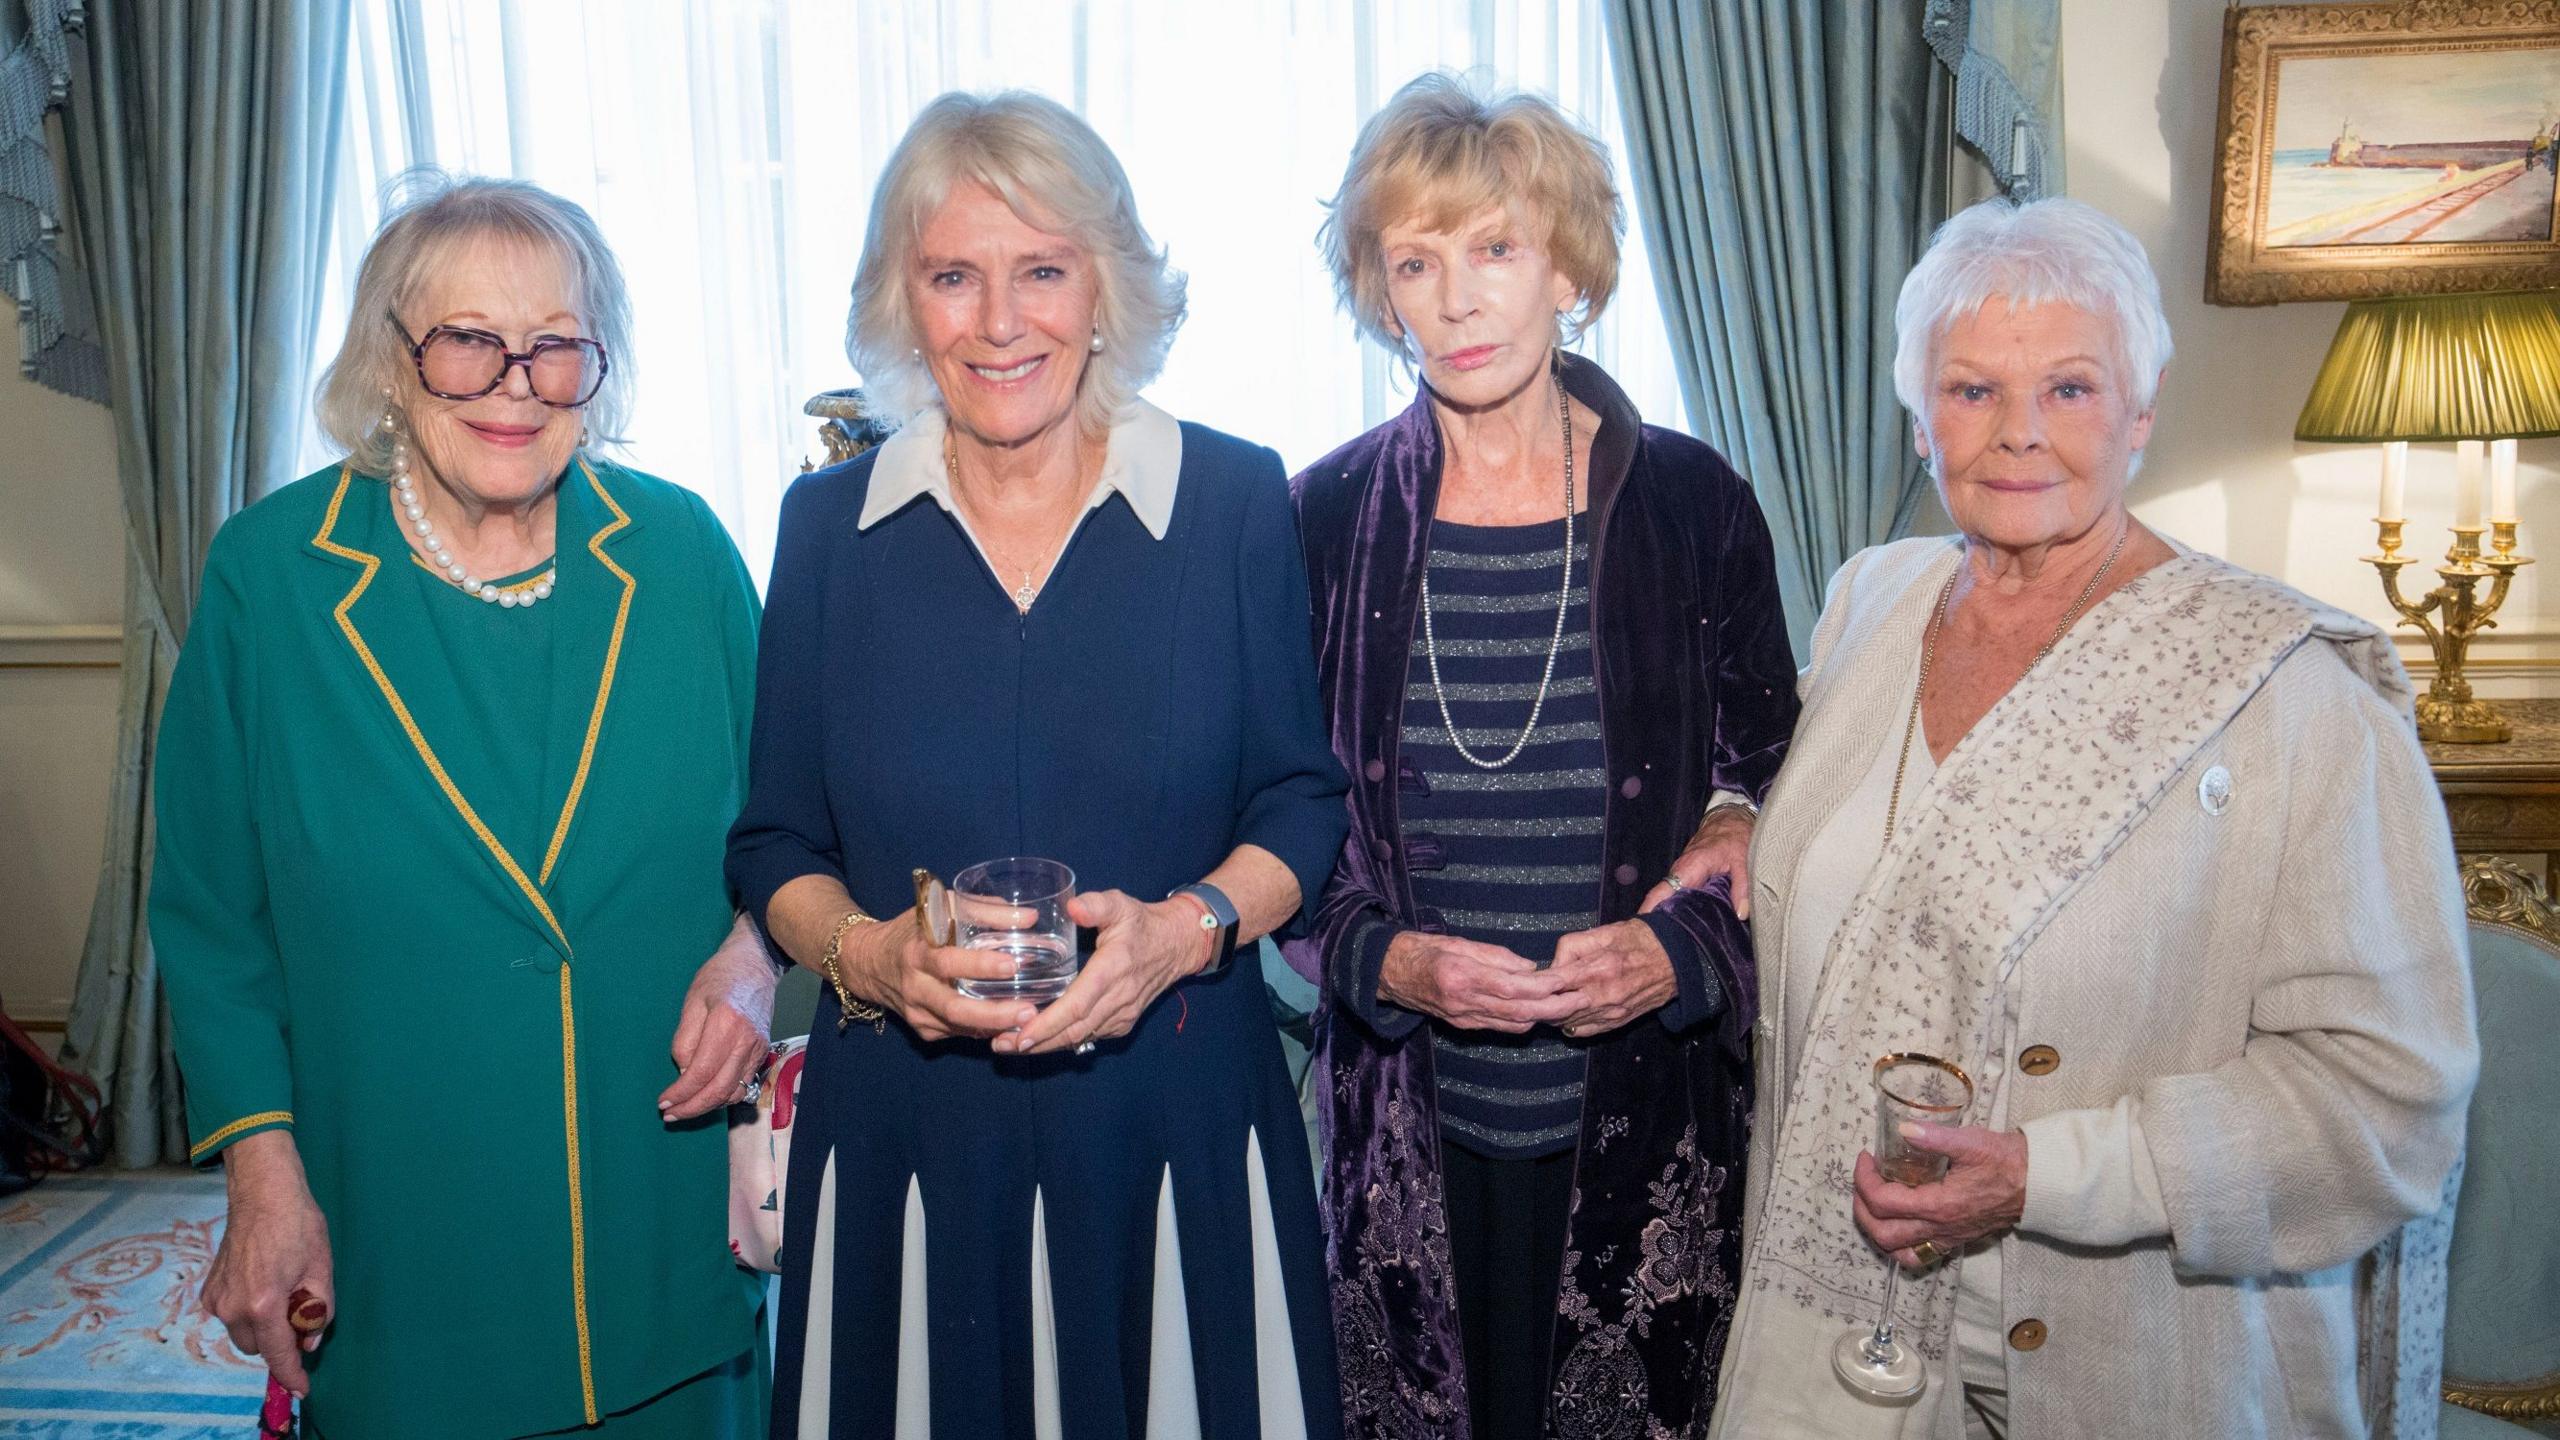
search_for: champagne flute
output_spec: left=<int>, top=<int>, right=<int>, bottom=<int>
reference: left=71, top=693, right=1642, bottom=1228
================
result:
left=1832, top=1052, right=1975, bottom=1398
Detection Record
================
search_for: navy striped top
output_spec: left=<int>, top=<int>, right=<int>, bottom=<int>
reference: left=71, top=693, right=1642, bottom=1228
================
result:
left=1398, top=516, right=1601, bottom=1159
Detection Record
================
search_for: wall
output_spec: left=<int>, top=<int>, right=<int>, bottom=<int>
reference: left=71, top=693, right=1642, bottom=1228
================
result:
left=0, top=306, right=124, bottom=1028
left=2062, top=0, right=2557, bottom=697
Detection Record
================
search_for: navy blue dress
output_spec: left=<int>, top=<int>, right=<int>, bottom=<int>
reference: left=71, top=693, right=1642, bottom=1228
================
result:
left=728, top=420, right=1349, bottom=1439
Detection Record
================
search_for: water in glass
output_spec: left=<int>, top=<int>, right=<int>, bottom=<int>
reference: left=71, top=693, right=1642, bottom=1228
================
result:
left=951, top=857, right=1078, bottom=1006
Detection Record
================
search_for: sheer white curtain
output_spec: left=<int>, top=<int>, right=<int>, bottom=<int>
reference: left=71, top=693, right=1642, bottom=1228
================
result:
left=305, top=0, right=1691, bottom=582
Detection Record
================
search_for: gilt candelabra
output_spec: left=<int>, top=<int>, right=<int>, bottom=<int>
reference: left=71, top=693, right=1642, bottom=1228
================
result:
left=2368, top=518, right=2533, bottom=743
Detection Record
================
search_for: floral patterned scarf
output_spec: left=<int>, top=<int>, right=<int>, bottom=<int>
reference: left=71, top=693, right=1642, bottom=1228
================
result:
left=1747, top=548, right=2406, bottom=1360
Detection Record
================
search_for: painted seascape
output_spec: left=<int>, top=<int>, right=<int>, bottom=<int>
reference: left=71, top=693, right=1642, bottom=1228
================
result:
left=2264, top=46, right=2558, bottom=248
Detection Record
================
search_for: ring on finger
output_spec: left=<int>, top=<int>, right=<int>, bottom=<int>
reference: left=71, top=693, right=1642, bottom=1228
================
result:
left=737, top=1075, right=762, bottom=1106
left=1910, top=1239, right=1945, bottom=1268
left=1662, top=872, right=1688, bottom=893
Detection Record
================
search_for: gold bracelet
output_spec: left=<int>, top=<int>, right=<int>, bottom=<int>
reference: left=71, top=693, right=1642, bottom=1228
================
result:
left=820, top=908, right=886, bottom=1034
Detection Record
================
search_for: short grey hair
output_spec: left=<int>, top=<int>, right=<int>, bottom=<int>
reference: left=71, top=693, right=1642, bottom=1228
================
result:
left=1893, top=197, right=2174, bottom=447
left=848, top=91, right=1185, bottom=435
left=315, top=169, right=635, bottom=475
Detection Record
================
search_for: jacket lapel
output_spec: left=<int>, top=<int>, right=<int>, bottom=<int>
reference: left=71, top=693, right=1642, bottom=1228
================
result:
left=1555, top=353, right=1637, bottom=629
left=305, top=464, right=576, bottom=956
left=1349, top=395, right=1438, bottom=764
left=531, top=456, right=641, bottom=898
left=1749, top=538, right=1955, bottom=1116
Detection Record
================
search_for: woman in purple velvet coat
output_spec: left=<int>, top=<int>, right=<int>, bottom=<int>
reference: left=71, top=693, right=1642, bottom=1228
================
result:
left=1286, top=75, right=1799, bottom=1439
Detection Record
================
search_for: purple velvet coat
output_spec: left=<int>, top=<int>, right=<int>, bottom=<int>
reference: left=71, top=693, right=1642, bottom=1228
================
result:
left=1286, top=356, right=1797, bottom=1438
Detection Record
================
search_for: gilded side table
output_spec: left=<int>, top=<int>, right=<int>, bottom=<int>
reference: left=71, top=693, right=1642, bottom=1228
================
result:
left=2424, top=698, right=2560, bottom=889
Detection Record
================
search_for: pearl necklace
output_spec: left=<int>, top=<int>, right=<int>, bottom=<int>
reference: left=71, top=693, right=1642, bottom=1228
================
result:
left=384, top=406, right=557, bottom=609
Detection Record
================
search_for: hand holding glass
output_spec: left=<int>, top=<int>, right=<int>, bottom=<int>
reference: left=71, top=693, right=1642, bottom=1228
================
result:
left=950, top=858, right=1078, bottom=1007
left=1832, top=1052, right=1975, bottom=1399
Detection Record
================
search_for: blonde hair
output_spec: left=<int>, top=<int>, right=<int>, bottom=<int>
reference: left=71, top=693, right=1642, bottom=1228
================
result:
left=1319, top=72, right=1623, bottom=353
left=315, top=169, right=634, bottom=475
left=848, top=91, right=1186, bottom=436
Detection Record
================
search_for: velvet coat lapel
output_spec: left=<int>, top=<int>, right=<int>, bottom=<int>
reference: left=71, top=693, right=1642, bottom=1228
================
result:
left=1292, top=357, right=1788, bottom=1437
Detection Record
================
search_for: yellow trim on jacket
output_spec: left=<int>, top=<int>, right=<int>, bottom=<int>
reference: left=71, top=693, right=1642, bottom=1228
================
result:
left=189, top=1110, right=293, bottom=1162
left=307, top=459, right=638, bottom=1426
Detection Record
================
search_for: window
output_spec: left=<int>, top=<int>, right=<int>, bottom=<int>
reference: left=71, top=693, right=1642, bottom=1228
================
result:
left=308, top=0, right=1691, bottom=582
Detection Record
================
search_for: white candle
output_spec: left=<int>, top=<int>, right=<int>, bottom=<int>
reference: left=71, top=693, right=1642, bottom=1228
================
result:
left=2491, top=438, right=2519, bottom=524
left=2378, top=441, right=2408, bottom=523
left=2455, top=439, right=2486, bottom=529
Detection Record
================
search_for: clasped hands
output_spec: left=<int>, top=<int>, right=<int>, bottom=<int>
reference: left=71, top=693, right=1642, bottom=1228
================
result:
left=1378, top=921, right=1674, bottom=1039
left=1375, top=799, right=1760, bottom=1038
left=834, top=888, right=1216, bottom=1056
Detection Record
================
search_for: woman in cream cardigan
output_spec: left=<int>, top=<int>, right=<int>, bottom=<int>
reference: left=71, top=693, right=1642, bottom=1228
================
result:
left=1709, top=197, right=2477, bottom=1439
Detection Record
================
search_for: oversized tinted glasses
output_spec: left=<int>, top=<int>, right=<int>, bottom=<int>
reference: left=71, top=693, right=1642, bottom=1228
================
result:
left=393, top=317, right=609, bottom=408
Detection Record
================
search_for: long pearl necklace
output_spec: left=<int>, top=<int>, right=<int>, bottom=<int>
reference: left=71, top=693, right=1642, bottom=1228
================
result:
left=384, top=405, right=557, bottom=609
left=1417, top=361, right=1576, bottom=770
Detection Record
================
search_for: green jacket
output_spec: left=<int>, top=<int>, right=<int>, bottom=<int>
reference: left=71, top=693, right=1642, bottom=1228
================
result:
left=152, top=458, right=763, bottom=1436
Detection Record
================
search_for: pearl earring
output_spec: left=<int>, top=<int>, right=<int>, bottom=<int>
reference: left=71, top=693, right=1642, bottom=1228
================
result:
left=1089, top=329, right=1104, bottom=354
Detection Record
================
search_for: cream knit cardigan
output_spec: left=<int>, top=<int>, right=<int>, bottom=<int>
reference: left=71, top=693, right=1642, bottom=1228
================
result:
left=1710, top=537, right=2478, bottom=1440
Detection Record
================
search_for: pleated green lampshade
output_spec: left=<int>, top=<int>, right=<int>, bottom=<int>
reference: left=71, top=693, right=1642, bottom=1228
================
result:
left=2295, top=291, right=2560, bottom=443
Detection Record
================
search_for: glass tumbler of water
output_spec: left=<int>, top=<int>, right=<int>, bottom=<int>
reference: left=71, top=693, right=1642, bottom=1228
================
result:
left=1831, top=1052, right=1975, bottom=1399
left=951, top=857, right=1078, bottom=1007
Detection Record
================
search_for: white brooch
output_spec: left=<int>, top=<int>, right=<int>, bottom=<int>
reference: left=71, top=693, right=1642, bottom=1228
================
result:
left=2198, top=765, right=2234, bottom=816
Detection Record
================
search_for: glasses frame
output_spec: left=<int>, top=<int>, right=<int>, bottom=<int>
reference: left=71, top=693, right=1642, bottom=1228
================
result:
left=391, top=317, right=610, bottom=409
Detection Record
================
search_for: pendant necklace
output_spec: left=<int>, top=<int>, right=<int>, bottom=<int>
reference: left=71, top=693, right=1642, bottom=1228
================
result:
left=1883, top=521, right=2131, bottom=844
left=946, top=430, right=1057, bottom=615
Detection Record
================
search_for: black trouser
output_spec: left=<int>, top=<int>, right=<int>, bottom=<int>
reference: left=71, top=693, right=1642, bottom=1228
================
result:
left=1441, top=1139, right=1575, bottom=1440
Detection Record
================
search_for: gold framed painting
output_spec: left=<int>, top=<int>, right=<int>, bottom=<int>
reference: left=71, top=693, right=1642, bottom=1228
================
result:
left=2207, top=1, right=2560, bottom=306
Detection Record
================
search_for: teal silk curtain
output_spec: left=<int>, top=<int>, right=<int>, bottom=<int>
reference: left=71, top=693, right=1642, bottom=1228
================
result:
left=1924, top=0, right=2064, bottom=201
left=52, top=0, right=348, bottom=1166
left=1605, top=1, right=1950, bottom=646
left=0, top=1, right=107, bottom=399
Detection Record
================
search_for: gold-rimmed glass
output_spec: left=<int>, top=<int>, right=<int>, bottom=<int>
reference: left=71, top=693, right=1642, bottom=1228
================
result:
left=1832, top=1052, right=1975, bottom=1399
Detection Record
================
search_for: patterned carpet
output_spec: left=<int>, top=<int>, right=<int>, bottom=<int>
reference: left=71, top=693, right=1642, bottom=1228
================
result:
left=0, top=1171, right=263, bottom=1438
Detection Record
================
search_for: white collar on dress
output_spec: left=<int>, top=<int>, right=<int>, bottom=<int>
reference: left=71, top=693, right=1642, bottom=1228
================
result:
left=855, top=397, right=1184, bottom=540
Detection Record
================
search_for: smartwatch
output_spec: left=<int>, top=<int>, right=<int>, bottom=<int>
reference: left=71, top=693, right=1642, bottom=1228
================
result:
left=1169, top=882, right=1240, bottom=976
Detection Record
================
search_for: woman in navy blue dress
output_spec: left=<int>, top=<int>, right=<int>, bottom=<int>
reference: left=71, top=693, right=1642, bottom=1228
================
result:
left=726, top=91, right=1349, bottom=1439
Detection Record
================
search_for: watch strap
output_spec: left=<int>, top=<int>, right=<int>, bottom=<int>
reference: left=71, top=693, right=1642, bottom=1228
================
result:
left=1169, top=882, right=1239, bottom=975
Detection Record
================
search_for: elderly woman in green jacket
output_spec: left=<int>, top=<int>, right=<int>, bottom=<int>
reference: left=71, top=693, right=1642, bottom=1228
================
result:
left=152, top=172, right=771, bottom=1437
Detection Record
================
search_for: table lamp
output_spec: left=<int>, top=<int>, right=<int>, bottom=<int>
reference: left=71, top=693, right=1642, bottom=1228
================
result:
left=2297, top=291, right=2560, bottom=743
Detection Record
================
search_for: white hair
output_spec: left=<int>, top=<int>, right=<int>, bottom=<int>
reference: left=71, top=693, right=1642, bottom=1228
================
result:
left=848, top=91, right=1186, bottom=436
left=315, top=169, right=635, bottom=475
left=1893, top=197, right=2173, bottom=472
